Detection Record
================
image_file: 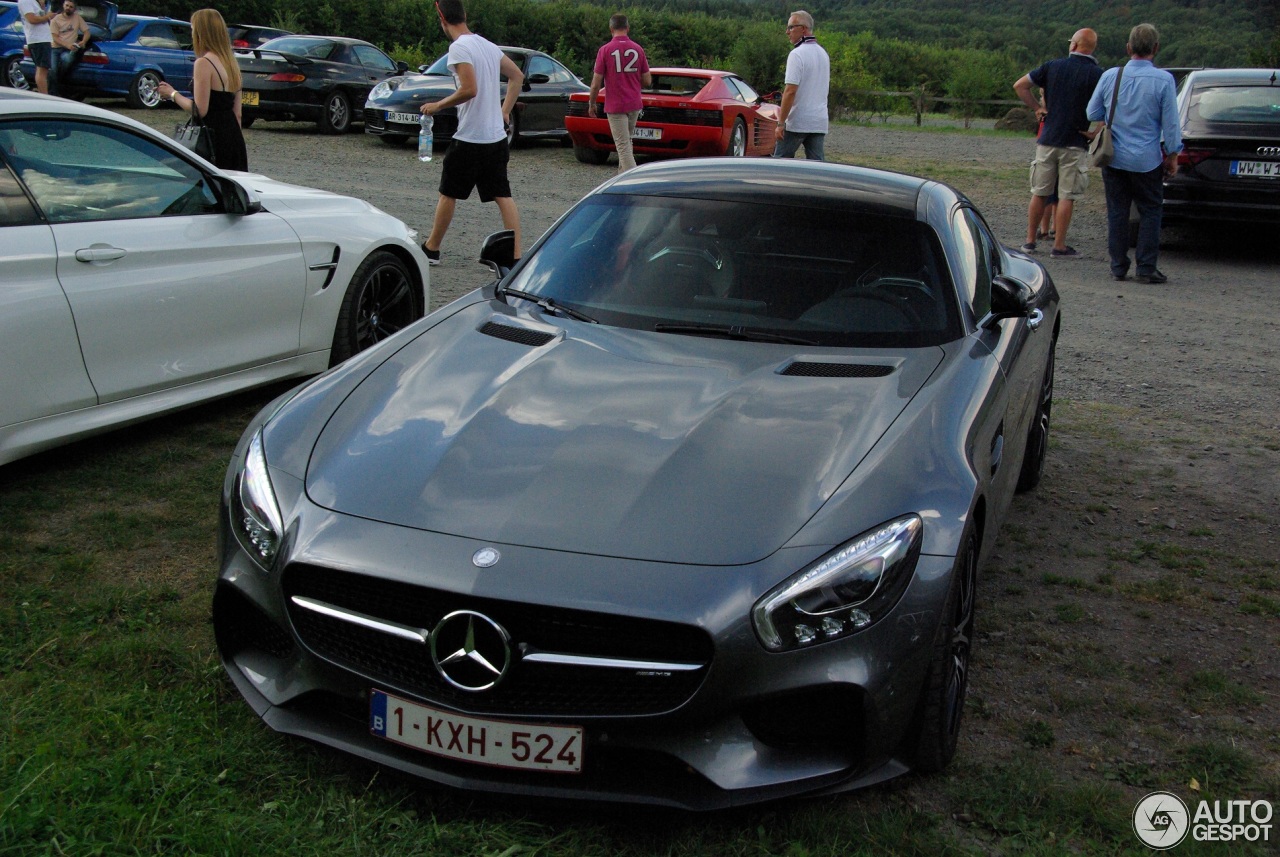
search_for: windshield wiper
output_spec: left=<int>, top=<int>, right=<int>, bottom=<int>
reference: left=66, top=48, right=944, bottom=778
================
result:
left=501, top=288, right=598, bottom=324
left=653, top=323, right=817, bottom=346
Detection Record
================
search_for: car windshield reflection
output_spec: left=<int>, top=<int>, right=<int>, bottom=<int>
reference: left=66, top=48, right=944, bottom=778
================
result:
left=507, top=195, right=961, bottom=348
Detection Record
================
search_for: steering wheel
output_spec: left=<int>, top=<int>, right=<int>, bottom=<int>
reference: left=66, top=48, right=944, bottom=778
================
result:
left=828, top=287, right=923, bottom=329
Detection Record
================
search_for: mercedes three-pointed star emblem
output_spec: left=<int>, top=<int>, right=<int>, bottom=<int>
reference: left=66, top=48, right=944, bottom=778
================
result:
left=429, top=610, right=512, bottom=691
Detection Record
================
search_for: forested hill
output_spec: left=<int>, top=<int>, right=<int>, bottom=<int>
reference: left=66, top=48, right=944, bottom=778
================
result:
left=607, top=0, right=1278, bottom=68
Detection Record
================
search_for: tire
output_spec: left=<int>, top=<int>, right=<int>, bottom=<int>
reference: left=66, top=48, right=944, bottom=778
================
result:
left=380, top=134, right=409, bottom=146
left=126, top=70, right=163, bottom=109
left=330, top=251, right=422, bottom=365
left=241, top=114, right=256, bottom=129
left=4, top=55, right=31, bottom=90
left=318, top=90, right=352, bottom=134
left=1015, top=338, right=1055, bottom=493
left=573, top=143, right=609, bottom=165
left=726, top=117, right=747, bottom=157
left=905, top=528, right=977, bottom=773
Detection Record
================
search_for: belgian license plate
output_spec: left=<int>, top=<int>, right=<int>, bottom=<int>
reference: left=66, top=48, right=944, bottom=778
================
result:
left=633, top=127, right=662, bottom=140
left=1230, top=159, right=1278, bottom=179
left=370, top=689, right=583, bottom=773
left=386, top=111, right=420, bottom=125
left=241, top=90, right=259, bottom=106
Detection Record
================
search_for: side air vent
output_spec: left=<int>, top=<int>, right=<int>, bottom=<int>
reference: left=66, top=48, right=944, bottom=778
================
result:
left=780, top=362, right=895, bottom=378
left=479, top=321, right=556, bottom=347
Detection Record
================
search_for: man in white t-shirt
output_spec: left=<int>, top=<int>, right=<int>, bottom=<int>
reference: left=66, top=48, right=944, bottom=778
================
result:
left=419, top=0, right=524, bottom=265
left=18, top=0, right=57, bottom=94
left=772, top=10, right=829, bottom=161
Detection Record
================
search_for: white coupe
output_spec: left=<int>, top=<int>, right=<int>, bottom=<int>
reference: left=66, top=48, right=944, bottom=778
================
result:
left=0, top=89, right=429, bottom=466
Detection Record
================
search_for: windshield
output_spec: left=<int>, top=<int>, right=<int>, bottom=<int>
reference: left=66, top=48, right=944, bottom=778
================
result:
left=1188, top=84, right=1280, bottom=129
left=506, top=194, right=961, bottom=348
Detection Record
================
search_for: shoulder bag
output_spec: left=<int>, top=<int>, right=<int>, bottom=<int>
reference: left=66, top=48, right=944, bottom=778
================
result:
left=1089, top=64, right=1124, bottom=167
left=173, top=58, right=218, bottom=161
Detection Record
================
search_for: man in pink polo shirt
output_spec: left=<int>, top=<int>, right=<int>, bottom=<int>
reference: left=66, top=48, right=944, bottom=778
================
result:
left=588, top=14, right=652, bottom=172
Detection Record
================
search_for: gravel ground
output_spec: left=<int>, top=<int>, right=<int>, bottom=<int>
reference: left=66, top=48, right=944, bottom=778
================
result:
left=119, top=103, right=1280, bottom=817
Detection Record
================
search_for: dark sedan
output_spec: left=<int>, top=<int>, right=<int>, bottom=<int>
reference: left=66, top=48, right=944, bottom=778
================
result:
left=1162, top=68, right=1280, bottom=228
left=238, top=35, right=408, bottom=134
left=213, top=158, right=1060, bottom=808
left=363, top=47, right=587, bottom=147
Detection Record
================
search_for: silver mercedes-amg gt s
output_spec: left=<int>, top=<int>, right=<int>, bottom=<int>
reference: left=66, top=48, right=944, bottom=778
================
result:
left=214, top=158, right=1060, bottom=809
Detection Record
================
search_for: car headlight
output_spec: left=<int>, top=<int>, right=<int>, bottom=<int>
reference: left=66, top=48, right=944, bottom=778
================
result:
left=232, top=430, right=284, bottom=569
left=369, top=80, right=399, bottom=100
left=752, top=515, right=923, bottom=652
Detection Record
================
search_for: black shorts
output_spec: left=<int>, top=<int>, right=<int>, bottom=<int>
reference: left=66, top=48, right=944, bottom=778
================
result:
left=438, top=139, right=511, bottom=202
left=28, top=42, right=51, bottom=69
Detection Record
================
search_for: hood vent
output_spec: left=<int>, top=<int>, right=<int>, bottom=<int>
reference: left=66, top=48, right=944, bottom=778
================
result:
left=479, top=321, right=556, bottom=347
left=781, top=361, right=894, bottom=378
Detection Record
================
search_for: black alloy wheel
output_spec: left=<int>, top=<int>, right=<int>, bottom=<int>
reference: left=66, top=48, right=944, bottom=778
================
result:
left=330, top=251, right=421, bottom=364
left=1016, top=340, right=1055, bottom=493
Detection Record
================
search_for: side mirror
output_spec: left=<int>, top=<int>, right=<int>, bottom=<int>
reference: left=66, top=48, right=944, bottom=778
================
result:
left=479, top=229, right=516, bottom=279
left=216, top=175, right=262, bottom=216
left=985, top=275, right=1031, bottom=327
left=526, top=73, right=550, bottom=86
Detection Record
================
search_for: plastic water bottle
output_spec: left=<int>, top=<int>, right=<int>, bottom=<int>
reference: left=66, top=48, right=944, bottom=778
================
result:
left=418, top=114, right=434, bottom=162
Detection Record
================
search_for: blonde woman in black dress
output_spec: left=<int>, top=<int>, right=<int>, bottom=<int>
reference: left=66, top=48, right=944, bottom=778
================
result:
left=158, top=8, right=248, bottom=171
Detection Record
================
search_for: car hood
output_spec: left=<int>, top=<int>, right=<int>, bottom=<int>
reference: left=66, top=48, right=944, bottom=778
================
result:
left=304, top=302, right=943, bottom=565
left=229, top=173, right=383, bottom=215
left=375, top=73, right=457, bottom=103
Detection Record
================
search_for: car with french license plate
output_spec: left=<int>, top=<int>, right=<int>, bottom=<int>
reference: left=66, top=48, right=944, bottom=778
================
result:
left=565, top=67, right=780, bottom=164
left=1161, top=67, right=1280, bottom=228
left=237, top=35, right=407, bottom=134
left=214, top=156, right=1060, bottom=807
left=0, top=89, right=428, bottom=466
left=363, top=46, right=587, bottom=148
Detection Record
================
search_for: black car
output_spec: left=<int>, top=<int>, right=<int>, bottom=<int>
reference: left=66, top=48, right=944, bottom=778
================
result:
left=237, top=35, right=408, bottom=134
left=363, top=46, right=587, bottom=147
left=228, top=24, right=292, bottom=50
left=1162, top=68, right=1280, bottom=228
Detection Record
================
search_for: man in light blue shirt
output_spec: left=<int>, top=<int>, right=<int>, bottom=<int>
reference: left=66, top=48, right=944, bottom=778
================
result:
left=1087, top=23, right=1182, bottom=283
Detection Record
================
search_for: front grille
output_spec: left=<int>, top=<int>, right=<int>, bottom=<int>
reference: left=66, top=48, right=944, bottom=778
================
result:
left=282, top=564, right=713, bottom=718
left=781, top=362, right=895, bottom=378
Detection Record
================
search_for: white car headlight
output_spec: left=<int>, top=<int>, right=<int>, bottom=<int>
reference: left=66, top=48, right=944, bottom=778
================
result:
left=232, top=430, right=284, bottom=569
left=369, top=80, right=398, bottom=101
left=752, top=515, right=923, bottom=652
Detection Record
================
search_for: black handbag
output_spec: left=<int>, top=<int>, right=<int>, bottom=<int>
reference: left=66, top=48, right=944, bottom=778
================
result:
left=173, top=109, right=216, bottom=161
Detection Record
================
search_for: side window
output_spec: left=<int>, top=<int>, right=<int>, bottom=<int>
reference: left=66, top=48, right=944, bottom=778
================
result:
left=729, top=77, right=759, bottom=104
left=958, top=209, right=995, bottom=318
left=137, top=23, right=178, bottom=49
left=174, top=24, right=193, bottom=52
left=353, top=45, right=396, bottom=73
left=527, top=55, right=557, bottom=82
left=0, top=120, right=219, bottom=224
left=0, top=161, right=41, bottom=226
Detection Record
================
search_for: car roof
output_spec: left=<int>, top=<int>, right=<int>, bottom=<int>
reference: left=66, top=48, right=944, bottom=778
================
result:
left=266, top=34, right=375, bottom=47
left=603, top=159, right=931, bottom=218
left=649, top=68, right=729, bottom=78
left=1184, top=68, right=1280, bottom=87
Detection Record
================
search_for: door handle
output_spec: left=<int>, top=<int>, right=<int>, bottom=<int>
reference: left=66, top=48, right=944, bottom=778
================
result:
left=1027, top=308, right=1044, bottom=331
left=75, top=246, right=127, bottom=263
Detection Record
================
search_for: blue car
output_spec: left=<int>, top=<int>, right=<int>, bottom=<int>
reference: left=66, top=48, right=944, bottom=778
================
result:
left=4, top=0, right=116, bottom=90
left=2, top=1, right=29, bottom=89
left=20, top=12, right=191, bottom=107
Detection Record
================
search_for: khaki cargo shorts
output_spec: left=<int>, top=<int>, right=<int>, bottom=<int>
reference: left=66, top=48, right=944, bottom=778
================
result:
left=1029, top=144, right=1089, bottom=200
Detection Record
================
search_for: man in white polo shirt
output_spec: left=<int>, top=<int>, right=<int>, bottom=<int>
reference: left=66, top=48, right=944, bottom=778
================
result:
left=773, top=10, right=829, bottom=161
